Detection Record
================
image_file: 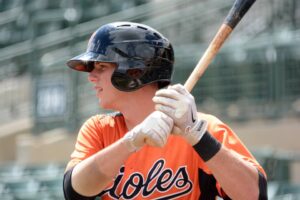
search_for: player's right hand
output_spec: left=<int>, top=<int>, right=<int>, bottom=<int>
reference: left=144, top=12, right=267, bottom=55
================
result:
left=122, top=111, right=173, bottom=152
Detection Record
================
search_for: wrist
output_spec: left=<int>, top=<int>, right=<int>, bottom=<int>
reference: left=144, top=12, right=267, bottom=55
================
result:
left=121, top=130, right=142, bottom=153
left=192, top=131, right=222, bottom=162
left=184, top=119, right=208, bottom=146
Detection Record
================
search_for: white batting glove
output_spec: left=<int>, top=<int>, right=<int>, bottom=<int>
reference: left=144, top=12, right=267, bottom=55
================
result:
left=122, top=111, right=173, bottom=152
left=153, top=84, right=208, bottom=146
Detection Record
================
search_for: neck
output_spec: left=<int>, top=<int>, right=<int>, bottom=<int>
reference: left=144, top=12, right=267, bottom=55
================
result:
left=116, top=86, right=157, bottom=130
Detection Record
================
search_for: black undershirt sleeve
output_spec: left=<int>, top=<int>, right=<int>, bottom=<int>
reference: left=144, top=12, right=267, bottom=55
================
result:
left=258, top=169, right=268, bottom=200
left=63, top=167, right=98, bottom=200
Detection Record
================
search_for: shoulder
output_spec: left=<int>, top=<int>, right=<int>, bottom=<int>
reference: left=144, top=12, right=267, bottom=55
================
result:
left=197, top=112, right=234, bottom=136
left=79, top=112, right=125, bottom=136
left=77, top=111, right=125, bottom=143
left=83, top=112, right=124, bottom=128
left=198, top=112, right=223, bottom=126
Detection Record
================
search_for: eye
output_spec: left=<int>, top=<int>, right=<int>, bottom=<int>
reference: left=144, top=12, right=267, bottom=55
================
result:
left=94, top=62, right=107, bottom=71
left=99, top=66, right=107, bottom=71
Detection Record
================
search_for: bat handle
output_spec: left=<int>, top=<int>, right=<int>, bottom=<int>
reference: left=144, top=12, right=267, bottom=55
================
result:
left=184, top=24, right=233, bottom=92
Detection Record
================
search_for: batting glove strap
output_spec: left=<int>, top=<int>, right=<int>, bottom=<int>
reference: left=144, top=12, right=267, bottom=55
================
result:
left=193, top=131, right=222, bottom=162
left=184, top=119, right=208, bottom=146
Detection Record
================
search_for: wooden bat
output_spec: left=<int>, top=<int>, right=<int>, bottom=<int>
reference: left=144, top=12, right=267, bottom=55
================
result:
left=184, top=0, right=256, bottom=92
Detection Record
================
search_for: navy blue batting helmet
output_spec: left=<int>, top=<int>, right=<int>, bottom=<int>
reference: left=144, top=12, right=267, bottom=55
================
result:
left=66, top=22, right=174, bottom=91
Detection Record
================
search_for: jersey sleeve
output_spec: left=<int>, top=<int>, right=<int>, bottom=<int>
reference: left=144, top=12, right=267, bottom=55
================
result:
left=66, top=115, right=104, bottom=171
left=200, top=114, right=266, bottom=198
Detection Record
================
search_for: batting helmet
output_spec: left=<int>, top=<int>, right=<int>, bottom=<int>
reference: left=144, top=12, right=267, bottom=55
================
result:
left=67, top=22, right=174, bottom=91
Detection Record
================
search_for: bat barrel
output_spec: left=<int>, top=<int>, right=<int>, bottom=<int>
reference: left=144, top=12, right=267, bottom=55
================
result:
left=184, top=0, right=256, bottom=92
left=225, top=0, right=256, bottom=29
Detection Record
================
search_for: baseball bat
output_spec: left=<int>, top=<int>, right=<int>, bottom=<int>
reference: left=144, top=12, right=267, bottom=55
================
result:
left=184, top=0, right=256, bottom=92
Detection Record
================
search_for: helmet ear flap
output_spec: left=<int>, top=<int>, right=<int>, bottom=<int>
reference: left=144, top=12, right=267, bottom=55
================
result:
left=126, top=68, right=145, bottom=79
left=111, top=71, right=141, bottom=92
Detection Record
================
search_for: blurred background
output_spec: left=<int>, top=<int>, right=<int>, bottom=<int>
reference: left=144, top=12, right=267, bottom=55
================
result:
left=0, top=0, right=299, bottom=199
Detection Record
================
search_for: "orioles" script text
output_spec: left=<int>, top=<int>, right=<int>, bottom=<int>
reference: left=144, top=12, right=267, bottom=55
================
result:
left=99, top=159, right=193, bottom=199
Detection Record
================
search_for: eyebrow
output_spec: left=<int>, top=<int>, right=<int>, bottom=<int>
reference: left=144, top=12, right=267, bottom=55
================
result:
left=94, top=63, right=108, bottom=68
left=94, top=62, right=116, bottom=68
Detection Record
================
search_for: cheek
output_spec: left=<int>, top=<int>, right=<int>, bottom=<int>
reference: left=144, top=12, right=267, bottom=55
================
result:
left=100, top=80, right=121, bottom=104
left=105, top=77, right=119, bottom=94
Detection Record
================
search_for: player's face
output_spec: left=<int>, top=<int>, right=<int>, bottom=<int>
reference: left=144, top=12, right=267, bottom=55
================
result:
left=88, top=62, right=124, bottom=109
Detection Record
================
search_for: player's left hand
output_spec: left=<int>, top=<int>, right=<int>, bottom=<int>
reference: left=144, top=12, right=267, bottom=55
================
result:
left=122, top=111, right=173, bottom=152
left=153, top=84, right=207, bottom=146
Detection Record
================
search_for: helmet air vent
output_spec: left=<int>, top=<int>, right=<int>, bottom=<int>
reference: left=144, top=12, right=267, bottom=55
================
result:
left=153, top=32, right=162, bottom=39
left=137, top=26, right=147, bottom=30
left=117, top=24, right=131, bottom=27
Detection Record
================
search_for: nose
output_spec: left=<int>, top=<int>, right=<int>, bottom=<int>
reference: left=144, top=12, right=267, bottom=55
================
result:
left=88, top=69, right=98, bottom=83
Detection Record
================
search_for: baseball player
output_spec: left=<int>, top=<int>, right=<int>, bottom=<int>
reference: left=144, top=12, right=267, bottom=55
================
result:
left=63, top=22, right=267, bottom=200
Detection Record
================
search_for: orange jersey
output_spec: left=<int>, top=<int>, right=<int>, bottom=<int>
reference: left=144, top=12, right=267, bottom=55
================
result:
left=67, top=112, right=265, bottom=199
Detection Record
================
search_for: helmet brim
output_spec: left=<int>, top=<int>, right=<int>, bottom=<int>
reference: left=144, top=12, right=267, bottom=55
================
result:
left=66, top=51, right=113, bottom=72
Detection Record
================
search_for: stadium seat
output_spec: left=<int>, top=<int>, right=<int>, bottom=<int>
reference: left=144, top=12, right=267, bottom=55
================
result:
left=0, top=164, right=24, bottom=181
left=0, top=163, right=65, bottom=199
left=3, top=178, right=40, bottom=199
left=39, top=176, right=63, bottom=195
left=23, top=163, right=65, bottom=179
